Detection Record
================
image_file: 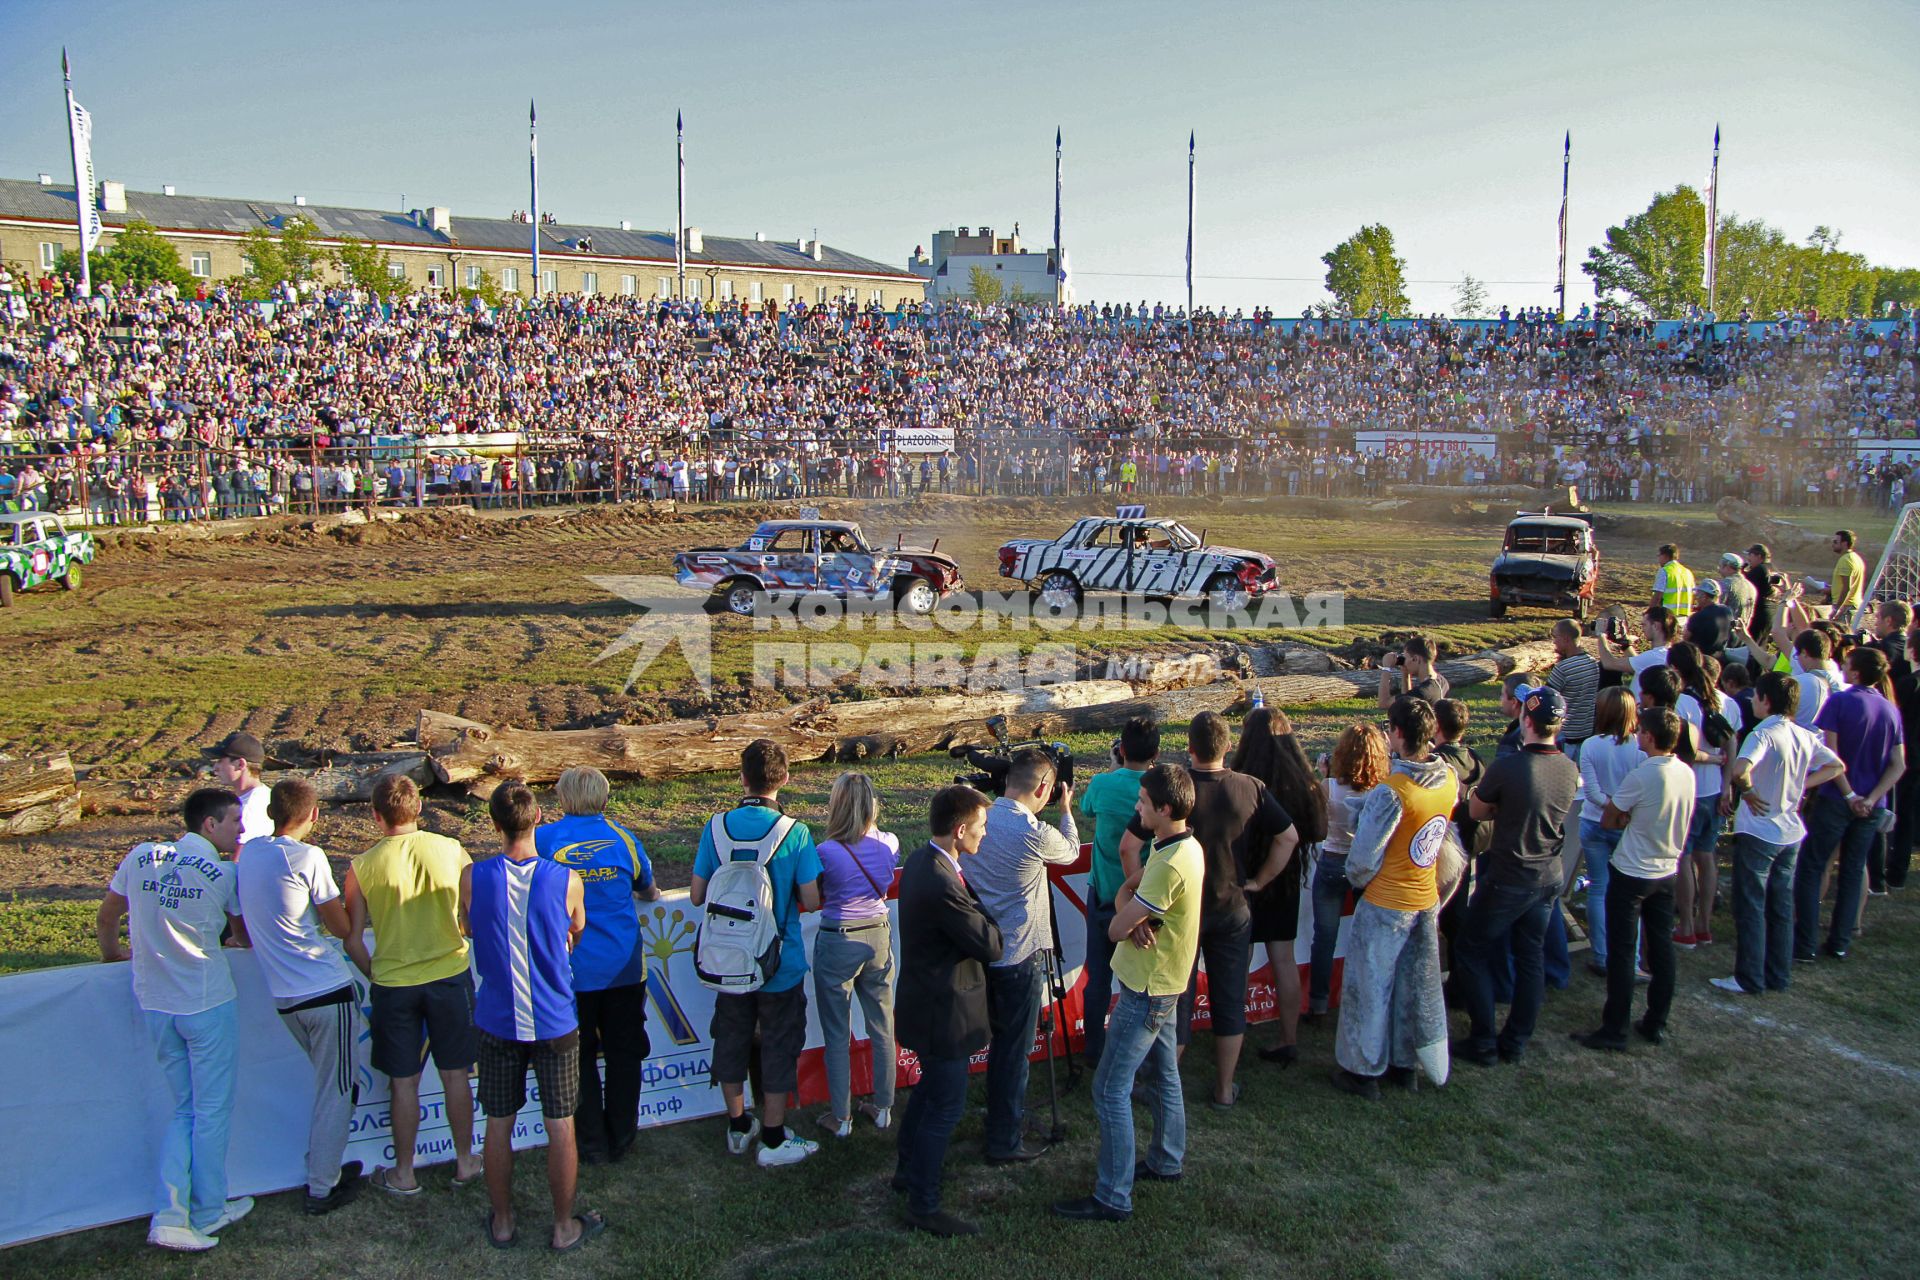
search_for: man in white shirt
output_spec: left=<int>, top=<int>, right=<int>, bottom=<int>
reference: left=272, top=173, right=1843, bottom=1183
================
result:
left=205, top=731, right=272, bottom=844
left=1574, top=708, right=1692, bottom=1052
left=1712, top=673, right=1846, bottom=995
left=1597, top=606, right=1676, bottom=697
left=96, top=788, right=255, bottom=1253
left=236, top=777, right=369, bottom=1216
left=1788, top=630, right=1843, bottom=730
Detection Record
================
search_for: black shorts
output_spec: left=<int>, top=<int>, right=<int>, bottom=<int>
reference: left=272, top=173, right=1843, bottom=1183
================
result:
left=477, top=1029, right=581, bottom=1120
left=709, top=985, right=807, bottom=1095
left=1177, top=908, right=1253, bottom=1043
left=369, top=971, right=477, bottom=1078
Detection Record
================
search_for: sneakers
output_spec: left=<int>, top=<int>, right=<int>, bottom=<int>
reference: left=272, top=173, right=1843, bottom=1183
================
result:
left=756, top=1134, right=819, bottom=1168
left=305, top=1162, right=365, bottom=1216
left=726, top=1117, right=762, bottom=1156
left=1708, top=976, right=1755, bottom=995
left=817, top=1112, right=853, bottom=1140
left=147, top=1224, right=218, bottom=1252
left=206, top=1198, right=253, bottom=1234
left=1697, top=931, right=1715, bottom=945
left=859, top=1101, right=893, bottom=1131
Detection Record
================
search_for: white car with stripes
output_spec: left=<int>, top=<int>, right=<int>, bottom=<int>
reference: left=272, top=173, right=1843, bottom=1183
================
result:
left=996, top=507, right=1280, bottom=612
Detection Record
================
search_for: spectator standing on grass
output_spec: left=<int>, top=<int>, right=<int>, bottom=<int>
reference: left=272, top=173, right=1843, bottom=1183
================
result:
left=972, top=749, right=1078, bottom=1166
left=1330, top=697, right=1459, bottom=1100
left=1830, top=530, right=1866, bottom=619
left=1376, top=633, right=1449, bottom=708
left=892, top=786, right=1002, bottom=1237
left=1053, top=763, right=1202, bottom=1223
left=1744, top=545, right=1780, bottom=648
left=1864, top=601, right=1913, bottom=686
left=1711, top=673, right=1846, bottom=994
left=1077, top=716, right=1160, bottom=1069
left=1455, top=687, right=1579, bottom=1068
left=204, top=731, right=272, bottom=844
left=1306, top=725, right=1389, bottom=1022
left=1544, top=619, right=1602, bottom=758
left=1651, top=544, right=1696, bottom=624
left=462, top=783, right=602, bottom=1253
left=235, top=778, right=367, bottom=1217
left=811, top=772, right=901, bottom=1140
left=96, top=788, right=255, bottom=1253
left=690, top=739, right=824, bottom=1167
left=1430, top=699, right=1485, bottom=966
left=1670, top=643, right=1736, bottom=947
left=342, top=775, right=483, bottom=1195
left=1890, top=626, right=1920, bottom=893
left=1576, top=690, right=1646, bottom=980
left=1685, top=580, right=1735, bottom=661
left=1719, top=552, right=1757, bottom=642
left=1789, top=629, right=1844, bottom=729
left=534, top=766, right=659, bottom=1166
left=1598, top=606, right=1677, bottom=696
left=1572, top=708, right=1691, bottom=1052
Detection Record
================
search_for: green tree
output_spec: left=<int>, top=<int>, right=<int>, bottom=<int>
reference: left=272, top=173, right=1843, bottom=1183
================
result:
left=455, top=272, right=505, bottom=308
left=1582, top=185, right=1707, bottom=316
left=1321, top=224, right=1410, bottom=317
left=53, top=219, right=196, bottom=292
left=334, top=236, right=412, bottom=300
left=966, top=265, right=1003, bottom=305
left=239, top=215, right=328, bottom=295
left=1452, top=273, right=1489, bottom=319
left=1875, top=267, right=1920, bottom=314
left=1712, top=214, right=1796, bottom=316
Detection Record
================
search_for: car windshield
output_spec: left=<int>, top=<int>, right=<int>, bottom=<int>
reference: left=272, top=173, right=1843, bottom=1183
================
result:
left=1506, top=525, right=1581, bottom=554
left=1160, top=523, right=1201, bottom=551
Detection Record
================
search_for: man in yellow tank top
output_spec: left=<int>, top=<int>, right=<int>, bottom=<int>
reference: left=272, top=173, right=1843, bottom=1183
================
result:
left=1331, top=698, right=1460, bottom=1099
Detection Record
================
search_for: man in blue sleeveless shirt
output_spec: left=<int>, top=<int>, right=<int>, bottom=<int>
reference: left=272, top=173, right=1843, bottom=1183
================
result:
left=462, top=783, right=600, bottom=1252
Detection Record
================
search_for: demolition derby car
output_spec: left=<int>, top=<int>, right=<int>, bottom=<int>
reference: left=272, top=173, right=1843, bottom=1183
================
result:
left=1489, top=509, right=1599, bottom=619
left=673, top=513, right=964, bottom=617
left=0, top=512, right=94, bottom=607
left=997, top=506, right=1280, bottom=611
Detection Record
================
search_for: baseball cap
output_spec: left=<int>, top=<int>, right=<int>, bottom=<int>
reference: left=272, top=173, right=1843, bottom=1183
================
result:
left=1695, top=579, right=1722, bottom=598
left=1518, top=685, right=1567, bottom=729
left=1718, top=552, right=1743, bottom=569
left=203, top=731, right=265, bottom=766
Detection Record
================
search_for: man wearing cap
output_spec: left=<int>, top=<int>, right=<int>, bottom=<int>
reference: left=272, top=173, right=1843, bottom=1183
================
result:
left=1719, top=552, right=1757, bottom=641
left=206, top=732, right=272, bottom=845
left=1684, top=580, right=1735, bottom=661
left=1453, top=686, right=1580, bottom=1067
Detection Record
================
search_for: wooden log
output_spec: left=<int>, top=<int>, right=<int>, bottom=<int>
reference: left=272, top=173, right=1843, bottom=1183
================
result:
left=79, top=753, right=432, bottom=817
left=0, top=752, right=78, bottom=815
left=0, top=790, right=82, bottom=838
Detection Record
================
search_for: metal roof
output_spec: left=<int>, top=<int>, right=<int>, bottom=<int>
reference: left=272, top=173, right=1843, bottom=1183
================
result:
left=0, top=178, right=915, bottom=279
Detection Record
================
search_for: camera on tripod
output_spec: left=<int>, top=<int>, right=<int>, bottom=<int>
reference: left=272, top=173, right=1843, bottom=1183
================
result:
left=951, top=715, right=1075, bottom=807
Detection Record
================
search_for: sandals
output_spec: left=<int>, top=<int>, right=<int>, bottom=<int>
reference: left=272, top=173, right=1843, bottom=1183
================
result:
left=1209, top=1081, right=1244, bottom=1111
left=552, top=1210, right=607, bottom=1253
left=371, top=1167, right=421, bottom=1198
left=482, top=1211, right=518, bottom=1249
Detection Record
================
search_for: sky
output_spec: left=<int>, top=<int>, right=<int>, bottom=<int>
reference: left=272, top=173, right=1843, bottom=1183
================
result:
left=3, top=0, right=1917, bottom=315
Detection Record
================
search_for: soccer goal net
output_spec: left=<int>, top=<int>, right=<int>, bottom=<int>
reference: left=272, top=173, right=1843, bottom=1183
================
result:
left=1856, top=501, right=1920, bottom=628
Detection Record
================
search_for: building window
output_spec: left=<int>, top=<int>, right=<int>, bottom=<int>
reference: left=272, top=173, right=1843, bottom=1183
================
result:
left=871, top=289, right=883, bottom=305
left=622, top=274, right=637, bottom=296
left=816, top=286, right=828, bottom=304
left=540, top=269, right=556, bottom=293
left=843, top=286, right=858, bottom=303
left=750, top=281, right=763, bottom=303
left=686, top=278, right=702, bottom=300
left=425, top=266, right=444, bottom=289
left=657, top=276, right=672, bottom=299
left=190, top=252, right=212, bottom=279
left=387, top=261, right=406, bottom=280
left=582, top=272, right=598, bottom=295
left=501, top=267, right=519, bottom=292
left=718, top=279, right=734, bottom=302
left=782, top=283, right=795, bottom=303
left=39, top=243, right=58, bottom=270
left=466, top=265, right=483, bottom=289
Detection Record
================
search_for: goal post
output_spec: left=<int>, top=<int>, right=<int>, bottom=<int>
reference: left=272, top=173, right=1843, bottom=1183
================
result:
left=1855, top=501, right=1920, bottom=629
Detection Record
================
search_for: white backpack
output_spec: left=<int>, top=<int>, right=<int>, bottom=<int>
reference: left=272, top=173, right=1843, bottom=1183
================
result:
left=694, top=811, right=798, bottom=993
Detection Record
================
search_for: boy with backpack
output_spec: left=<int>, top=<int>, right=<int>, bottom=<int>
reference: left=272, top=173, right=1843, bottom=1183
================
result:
left=690, top=740, right=824, bottom=1167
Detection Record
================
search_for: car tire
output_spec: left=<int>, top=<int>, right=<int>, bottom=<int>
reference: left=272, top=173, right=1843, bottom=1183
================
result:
left=719, top=579, right=760, bottom=618
left=1033, top=570, right=1082, bottom=615
left=894, top=576, right=937, bottom=617
left=1574, top=596, right=1590, bottom=621
left=1204, top=573, right=1250, bottom=614
left=60, top=563, right=82, bottom=592
left=0, top=574, right=11, bottom=608
left=1489, top=601, right=1507, bottom=619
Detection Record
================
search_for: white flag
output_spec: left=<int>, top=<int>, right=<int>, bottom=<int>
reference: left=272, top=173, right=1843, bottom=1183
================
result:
left=68, top=95, right=102, bottom=252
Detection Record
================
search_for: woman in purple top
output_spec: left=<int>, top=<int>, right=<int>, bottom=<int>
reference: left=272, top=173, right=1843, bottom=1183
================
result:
left=811, top=772, right=901, bottom=1138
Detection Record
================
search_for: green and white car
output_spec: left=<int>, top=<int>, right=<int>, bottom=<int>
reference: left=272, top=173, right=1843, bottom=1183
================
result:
left=0, top=512, right=94, bottom=606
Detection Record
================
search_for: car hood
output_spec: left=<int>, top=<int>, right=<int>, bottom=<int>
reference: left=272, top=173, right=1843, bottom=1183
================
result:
left=1207, top=545, right=1275, bottom=567
left=895, top=548, right=961, bottom=572
left=1493, top=553, right=1584, bottom=579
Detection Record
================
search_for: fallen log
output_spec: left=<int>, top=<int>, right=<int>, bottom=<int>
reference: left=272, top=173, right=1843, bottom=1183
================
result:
left=0, top=752, right=78, bottom=815
left=1716, top=496, right=1832, bottom=559
left=0, top=790, right=82, bottom=838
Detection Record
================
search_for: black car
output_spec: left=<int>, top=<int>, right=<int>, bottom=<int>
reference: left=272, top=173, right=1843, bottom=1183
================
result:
left=1489, top=511, right=1599, bottom=619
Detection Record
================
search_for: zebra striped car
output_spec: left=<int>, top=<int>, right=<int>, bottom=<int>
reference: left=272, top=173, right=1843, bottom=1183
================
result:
left=996, top=510, right=1280, bottom=612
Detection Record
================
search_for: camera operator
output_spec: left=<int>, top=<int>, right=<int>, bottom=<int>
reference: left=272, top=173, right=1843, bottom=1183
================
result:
left=1597, top=605, right=1676, bottom=696
left=971, top=748, right=1078, bottom=1165
left=1077, top=717, right=1161, bottom=1070
left=1375, top=633, right=1449, bottom=709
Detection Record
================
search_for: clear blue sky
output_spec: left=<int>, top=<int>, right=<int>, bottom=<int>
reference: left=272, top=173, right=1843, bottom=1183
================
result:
left=4, top=0, right=1916, bottom=314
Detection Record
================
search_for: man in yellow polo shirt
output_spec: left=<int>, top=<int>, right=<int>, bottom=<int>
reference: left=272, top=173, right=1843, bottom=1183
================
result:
left=1053, top=763, right=1201, bottom=1223
left=1830, top=529, right=1866, bottom=620
left=342, top=775, right=481, bottom=1195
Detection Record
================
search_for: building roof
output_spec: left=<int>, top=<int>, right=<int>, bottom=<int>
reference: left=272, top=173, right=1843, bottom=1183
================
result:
left=0, top=178, right=915, bottom=280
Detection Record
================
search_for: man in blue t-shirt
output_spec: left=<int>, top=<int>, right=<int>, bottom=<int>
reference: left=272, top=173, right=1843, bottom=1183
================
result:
left=535, top=766, right=659, bottom=1165
left=1075, top=715, right=1159, bottom=1068
left=691, top=740, right=823, bottom=1167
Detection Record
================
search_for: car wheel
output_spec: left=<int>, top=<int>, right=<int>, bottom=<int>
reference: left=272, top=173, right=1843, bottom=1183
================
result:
left=60, top=563, right=82, bottom=592
left=1034, top=571, right=1082, bottom=614
left=1205, top=573, right=1250, bottom=614
left=721, top=580, right=759, bottom=617
left=1490, top=601, right=1507, bottom=619
left=895, top=576, right=937, bottom=617
left=0, top=575, right=11, bottom=608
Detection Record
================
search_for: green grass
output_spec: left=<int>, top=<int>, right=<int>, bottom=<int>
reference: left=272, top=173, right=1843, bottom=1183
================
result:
left=0, top=897, right=97, bottom=973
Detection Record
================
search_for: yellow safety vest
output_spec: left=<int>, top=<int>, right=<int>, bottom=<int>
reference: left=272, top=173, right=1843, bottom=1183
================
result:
left=1658, top=561, right=1696, bottom=619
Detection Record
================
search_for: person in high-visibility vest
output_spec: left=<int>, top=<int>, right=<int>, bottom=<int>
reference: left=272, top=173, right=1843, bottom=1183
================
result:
left=1651, top=544, right=1696, bottom=624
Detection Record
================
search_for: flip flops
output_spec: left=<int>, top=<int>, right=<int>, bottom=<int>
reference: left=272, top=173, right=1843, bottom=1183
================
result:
left=371, top=1167, right=421, bottom=1198
left=552, top=1210, right=607, bottom=1253
left=482, top=1211, right=518, bottom=1249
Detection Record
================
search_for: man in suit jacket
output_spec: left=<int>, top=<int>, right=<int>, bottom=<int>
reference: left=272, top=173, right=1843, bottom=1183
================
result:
left=892, top=785, right=1002, bottom=1237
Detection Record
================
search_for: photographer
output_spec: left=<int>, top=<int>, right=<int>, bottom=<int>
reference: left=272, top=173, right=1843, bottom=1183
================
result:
left=971, top=749, right=1078, bottom=1165
left=1375, top=634, right=1449, bottom=709
left=1597, top=605, right=1676, bottom=696
left=1077, top=717, right=1161, bottom=1070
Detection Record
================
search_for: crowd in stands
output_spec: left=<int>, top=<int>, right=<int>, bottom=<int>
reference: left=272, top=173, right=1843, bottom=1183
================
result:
left=4, top=275, right=1919, bottom=520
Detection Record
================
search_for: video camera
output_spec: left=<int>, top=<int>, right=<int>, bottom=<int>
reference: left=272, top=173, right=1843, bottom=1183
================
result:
left=951, top=715, right=1075, bottom=808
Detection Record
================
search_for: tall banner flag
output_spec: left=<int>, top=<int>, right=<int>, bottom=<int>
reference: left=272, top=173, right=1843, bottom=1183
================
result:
left=1556, top=130, right=1570, bottom=320
left=1053, top=127, right=1067, bottom=299
left=1705, top=124, right=1721, bottom=314
left=1185, top=131, right=1195, bottom=317
left=62, top=49, right=101, bottom=297
left=675, top=111, right=686, bottom=301
left=529, top=100, right=540, bottom=296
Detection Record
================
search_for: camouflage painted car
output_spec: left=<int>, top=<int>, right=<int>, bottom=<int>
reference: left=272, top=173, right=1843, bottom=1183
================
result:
left=0, top=512, right=94, bottom=607
left=673, top=516, right=963, bottom=617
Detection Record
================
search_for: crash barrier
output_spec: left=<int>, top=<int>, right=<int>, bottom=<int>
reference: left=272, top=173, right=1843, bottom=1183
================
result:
left=0, top=845, right=1344, bottom=1247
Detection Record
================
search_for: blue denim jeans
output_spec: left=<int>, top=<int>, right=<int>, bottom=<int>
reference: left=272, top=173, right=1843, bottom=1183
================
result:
left=894, top=1053, right=969, bottom=1216
left=1454, top=880, right=1559, bottom=1058
left=1797, top=792, right=1875, bottom=955
left=1308, top=853, right=1351, bottom=1012
left=1580, top=819, right=1623, bottom=966
left=1092, top=985, right=1184, bottom=1214
left=983, top=953, right=1045, bottom=1158
left=1732, top=833, right=1799, bottom=992
left=145, top=1000, right=239, bottom=1232
left=1081, top=897, right=1118, bottom=1067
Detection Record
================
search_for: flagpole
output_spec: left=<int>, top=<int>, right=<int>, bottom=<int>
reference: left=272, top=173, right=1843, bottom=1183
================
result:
left=1556, top=130, right=1570, bottom=321
left=1053, top=126, right=1065, bottom=305
left=62, top=49, right=91, bottom=298
left=529, top=100, right=540, bottom=297
left=1185, top=130, right=1195, bottom=320
left=1706, top=124, right=1721, bottom=316
left=675, top=111, right=686, bottom=303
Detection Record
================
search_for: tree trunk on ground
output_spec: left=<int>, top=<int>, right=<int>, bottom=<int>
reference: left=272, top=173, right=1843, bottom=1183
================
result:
left=0, top=790, right=83, bottom=838
left=79, top=753, right=432, bottom=817
left=0, top=753, right=78, bottom=815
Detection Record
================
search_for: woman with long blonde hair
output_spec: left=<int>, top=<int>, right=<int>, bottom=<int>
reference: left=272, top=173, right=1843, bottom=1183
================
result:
left=811, top=771, right=901, bottom=1139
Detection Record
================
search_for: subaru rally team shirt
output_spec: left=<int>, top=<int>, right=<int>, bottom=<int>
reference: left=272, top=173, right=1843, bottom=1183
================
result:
left=692, top=799, right=823, bottom=993
left=536, top=813, right=655, bottom=992
left=108, top=832, right=239, bottom=1016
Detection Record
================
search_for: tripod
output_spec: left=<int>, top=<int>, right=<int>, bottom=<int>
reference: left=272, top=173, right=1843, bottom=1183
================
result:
left=1035, top=891, right=1082, bottom=1145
